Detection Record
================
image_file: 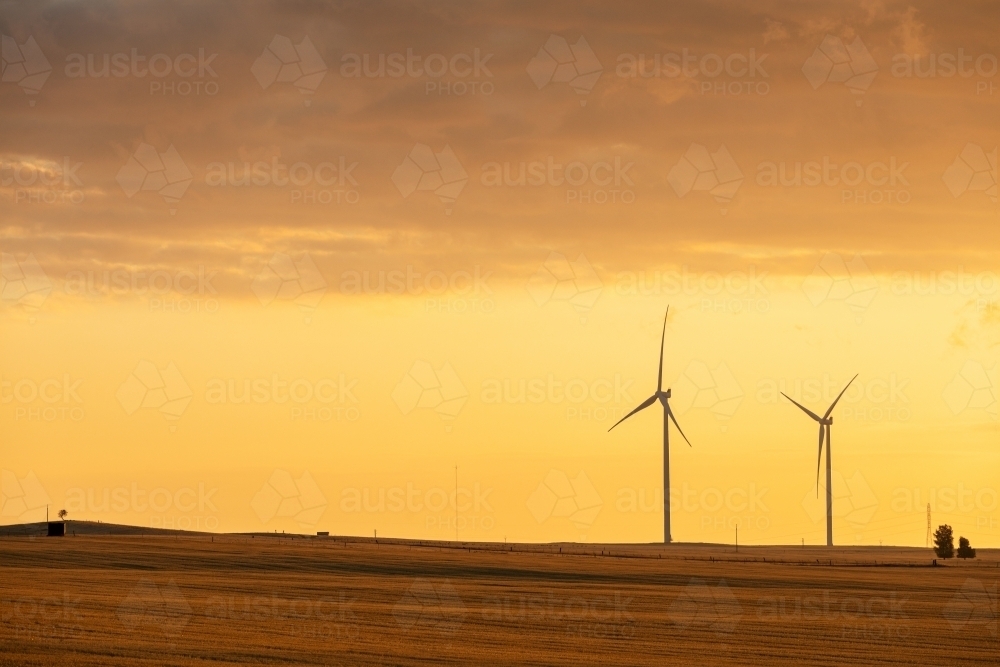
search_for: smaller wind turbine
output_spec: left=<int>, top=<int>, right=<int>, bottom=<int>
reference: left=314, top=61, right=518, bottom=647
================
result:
left=782, top=374, right=857, bottom=547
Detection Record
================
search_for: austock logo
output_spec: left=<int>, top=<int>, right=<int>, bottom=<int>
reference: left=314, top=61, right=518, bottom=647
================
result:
left=756, top=589, right=910, bottom=640
left=479, top=155, right=635, bottom=205
left=1, top=592, right=84, bottom=641
left=2, top=156, right=86, bottom=205
left=340, top=482, right=494, bottom=533
left=116, top=360, right=193, bottom=427
left=527, top=34, right=602, bottom=105
left=615, top=48, right=769, bottom=97
left=802, top=34, right=878, bottom=105
left=116, top=579, right=192, bottom=638
left=669, top=579, right=742, bottom=637
left=204, top=591, right=359, bottom=641
left=116, top=142, right=193, bottom=213
left=943, top=579, right=998, bottom=636
left=204, top=155, right=359, bottom=205
left=1, top=253, right=52, bottom=308
left=393, top=579, right=466, bottom=635
left=64, top=482, right=220, bottom=531
left=526, top=470, right=603, bottom=529
left=755, top=156, right=911, bottom=205
left=800, top=470, right=879, bottom=528
left=64, top=47, right=219, bottom=96
left=252, top=35, right=327, bottom=102
left=942, top=360, right=997, bottom=419
left=63, top=265, right=220, bottom=314
left=339, top=483, right=493, bottom=513
left=942, top=144, right=997, bottom=204
left=526, top=252, right=602, bottom=322
left=392, top=144, right=468, bottom=214
left=480, top=375, right=633, bottom=406
left=891, top=49, right=998, bottom=95
left=392, top=361, right=468, bottom=425
left=205, top=376, right=358, bottom=403
left=481, top=590, right=636, bottom=638
left=667, top=143, right=743, bottom=212
left=1, top=35, right=52, bottom=104
left=616, top=483, right=770, bottom=532
left=251, top=252, right=327, bottom=323
left=339, top=47, right=494, bottom=97
left=251, top=469, right=327, bottom=527
left=670, top=360, right=744, bottom=430
left=339, top=264, right=494, bottom=316
left=615, top=266, right=771, bottom=315
left=2, top=373, right=85, bottom=423
left=1, top=470, right=50, bottom=522
left=801, top=253, right=878, bottom=323
left=758, top=374, right=911, bottom=423
left=889, top=485, right=997, bottom=526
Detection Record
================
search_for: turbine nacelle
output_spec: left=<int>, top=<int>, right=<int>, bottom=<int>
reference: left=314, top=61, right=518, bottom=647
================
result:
left=782, top=374, right=858, bottom=509
left=607, top=310, right=691, bottom=448
left=658, top=388, right=672, bottom=406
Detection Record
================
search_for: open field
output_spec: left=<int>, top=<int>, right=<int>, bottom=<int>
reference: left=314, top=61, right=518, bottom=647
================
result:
left=1, top=524, right=998, bottom=665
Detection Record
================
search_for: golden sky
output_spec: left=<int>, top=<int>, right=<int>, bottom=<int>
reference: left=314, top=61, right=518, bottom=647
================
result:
left=1, top=0, right=998, bottom=547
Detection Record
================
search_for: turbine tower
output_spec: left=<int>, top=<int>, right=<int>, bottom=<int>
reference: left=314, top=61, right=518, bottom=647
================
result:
left=609, top=308, right=691, bottom=544
left=782, top=375, right=857, bottom=547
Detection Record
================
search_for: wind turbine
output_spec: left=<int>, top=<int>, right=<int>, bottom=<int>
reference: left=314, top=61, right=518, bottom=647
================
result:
left=609, top=308, right=691, bottom=544
left=782, top=374, right=858, bottom=547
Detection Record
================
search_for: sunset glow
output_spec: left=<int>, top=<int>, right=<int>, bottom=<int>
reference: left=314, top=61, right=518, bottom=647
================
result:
left=2, top=1, right=998, bottom=550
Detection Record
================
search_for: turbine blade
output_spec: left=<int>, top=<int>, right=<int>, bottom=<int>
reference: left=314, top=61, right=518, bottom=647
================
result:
left=657, top=307, right=668, bottom=392
left=667, top=406, right=692, bottom=447
left=781, top=392, right=823, bottom=422
left=815, top=424, right=825, bottom=497
left=608, top=394, right=658, bottom=432
left=824, top=374, right=859, bottom=419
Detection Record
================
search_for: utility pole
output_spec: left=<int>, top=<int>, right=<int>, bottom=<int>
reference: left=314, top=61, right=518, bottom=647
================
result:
left=925, top=503, right=931, bottom=548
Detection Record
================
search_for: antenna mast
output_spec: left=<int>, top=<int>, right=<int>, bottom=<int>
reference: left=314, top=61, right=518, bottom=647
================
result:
left=925, top=503, right=931, bottom=548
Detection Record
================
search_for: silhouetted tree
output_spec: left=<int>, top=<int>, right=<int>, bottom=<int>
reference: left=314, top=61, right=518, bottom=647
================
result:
left=58, top=509, right=68, bottom=520
left=957, top=536, right=976, bottom=559
left=933, top=524, right=954, bottom=558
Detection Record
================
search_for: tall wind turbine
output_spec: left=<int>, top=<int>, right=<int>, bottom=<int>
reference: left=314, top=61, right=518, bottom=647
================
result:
left=782, top=375, right=858, bottom=547
left=609, top=308, right=691, bottom=544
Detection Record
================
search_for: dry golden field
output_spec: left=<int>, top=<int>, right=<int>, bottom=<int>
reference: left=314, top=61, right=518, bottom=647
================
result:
left=1, top=523, right=997, bottom=665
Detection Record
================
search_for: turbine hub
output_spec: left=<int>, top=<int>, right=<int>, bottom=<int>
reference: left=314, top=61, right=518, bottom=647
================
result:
left=664, top=388, right=672, bottom=398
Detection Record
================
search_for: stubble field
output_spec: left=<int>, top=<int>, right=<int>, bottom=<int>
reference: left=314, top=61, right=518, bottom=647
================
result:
left=1, top=525, right=997, bottom=665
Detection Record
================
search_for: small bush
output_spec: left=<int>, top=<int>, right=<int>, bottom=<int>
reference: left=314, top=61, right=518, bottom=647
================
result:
left=956, top=536, right=976, bottom=559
